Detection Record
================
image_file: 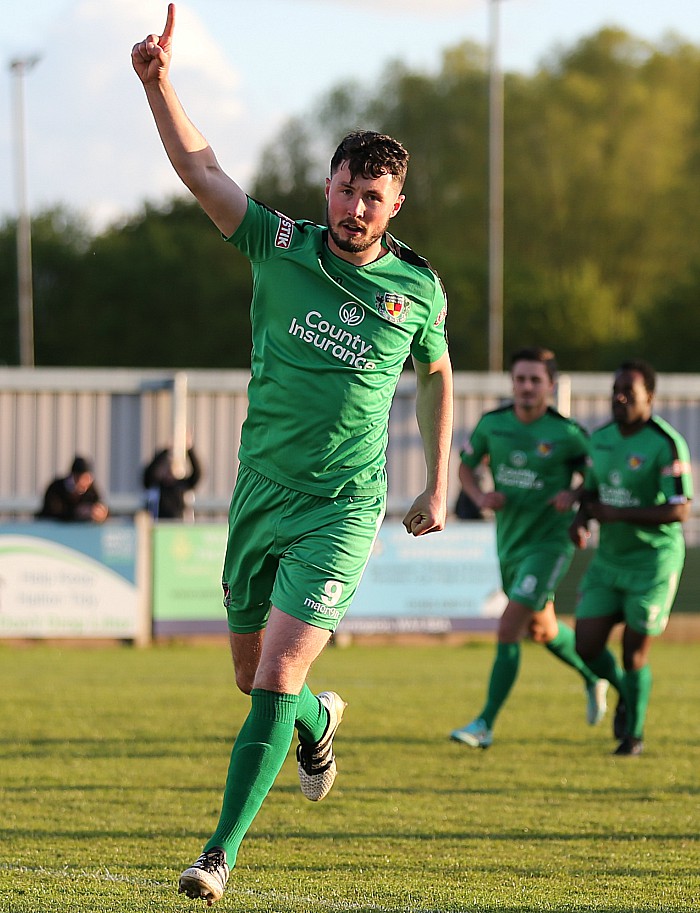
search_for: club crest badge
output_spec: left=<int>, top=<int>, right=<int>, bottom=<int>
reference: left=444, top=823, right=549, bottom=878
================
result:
left=377, top=292, right=410, bottom=324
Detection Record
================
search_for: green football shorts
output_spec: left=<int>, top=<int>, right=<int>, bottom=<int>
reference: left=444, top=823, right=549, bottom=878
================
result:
left=500, top=546, right=573, bottom=612
left=575, top=552, right=684, bottom=636
left=222, top=464, right=385, bottom=634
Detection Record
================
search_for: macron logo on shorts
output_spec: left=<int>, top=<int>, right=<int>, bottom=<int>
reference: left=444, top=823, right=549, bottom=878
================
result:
left=275, top=215, right=294, bottom=249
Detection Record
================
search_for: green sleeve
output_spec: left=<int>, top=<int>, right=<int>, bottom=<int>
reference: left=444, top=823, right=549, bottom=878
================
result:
left=460, top=418, right=489, bottom=468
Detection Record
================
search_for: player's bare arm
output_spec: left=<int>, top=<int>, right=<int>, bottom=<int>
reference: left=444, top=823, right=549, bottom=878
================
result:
left=568, top=490, right=593, bottom=548
left=132, top=3, right=248, bottom=237
left=402, top=351, right=453, bottom=536
left=550, top=483, right=583, bottom=513
left=459, top=461, right=506, bottom=512
left=568, top=514, right=591, bottom=549
left=588, top=499, right=691, bottom=526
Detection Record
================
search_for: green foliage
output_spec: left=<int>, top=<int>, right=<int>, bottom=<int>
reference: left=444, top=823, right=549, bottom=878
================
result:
left=253, top=118, right=326, bottom=223
left=0, top=200, right=253, bottom=368
left=68, top=199, right=253, bottom=368
left=252, top=29, right=700, bottom=372
left=2, top=27, right=700, bottom=368
left=636, top=262, right=700, bottom=370
left=0, top=208, right=90, bottom=366
left=0, top=221, right=18, bottom=365
left=507, top=30, right=700, bottom=365
left=0, top=639, right=698, bottom=911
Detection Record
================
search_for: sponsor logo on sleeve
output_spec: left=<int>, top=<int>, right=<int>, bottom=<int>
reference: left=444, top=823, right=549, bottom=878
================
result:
left=434, top=302, right=448, bottom=326
left=662, top=460, right=691, bottom=477
left=274, top=215, right=294, bottom=249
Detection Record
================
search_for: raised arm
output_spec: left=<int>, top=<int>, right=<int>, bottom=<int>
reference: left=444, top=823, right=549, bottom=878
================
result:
left=402, top=351, right=454, bottom=537
left=131, top=3, right=248, bottom=237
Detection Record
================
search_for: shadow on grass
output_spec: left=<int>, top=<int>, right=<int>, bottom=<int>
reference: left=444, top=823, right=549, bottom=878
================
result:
left=0, top=734, right=234, bottom=760
left=3, top=777, right=699, bottom=800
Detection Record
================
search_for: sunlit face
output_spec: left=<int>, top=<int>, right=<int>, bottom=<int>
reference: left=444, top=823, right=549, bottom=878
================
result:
left=612, top=369, right=653, bottom=429
left=511, top=360, right=554, bottom=418
left=325, top=162, right=404, bottom=265
left=73, top=471, right=93, bottom=495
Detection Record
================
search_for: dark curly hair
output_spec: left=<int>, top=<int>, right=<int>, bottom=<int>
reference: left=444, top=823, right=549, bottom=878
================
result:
left=617, top=359, right=657, bottom=394
left=330, top=130, right=409, bottom=188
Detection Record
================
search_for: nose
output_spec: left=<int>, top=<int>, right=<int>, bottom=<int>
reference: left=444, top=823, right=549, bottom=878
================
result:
left=348, top=197, right=365, bottom=218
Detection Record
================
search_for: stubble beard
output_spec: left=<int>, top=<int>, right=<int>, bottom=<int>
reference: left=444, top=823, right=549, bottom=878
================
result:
left=326, top=205, right=391, bottom=255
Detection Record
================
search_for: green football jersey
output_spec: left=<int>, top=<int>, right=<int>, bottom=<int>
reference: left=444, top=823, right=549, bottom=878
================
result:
left=227, top=197, right=448, bottom=498
left=585, top=416, right=693, bottom=564
left=461, top=405, right=589, bottom=560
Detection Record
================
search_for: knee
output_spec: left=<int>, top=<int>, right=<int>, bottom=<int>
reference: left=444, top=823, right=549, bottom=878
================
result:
left=622, top=649, right=648, bottom=672
left=498, top=604, right=528, bottom=642
left=529, top=622, right=548, bottom=644
left=497, top=620, right=522, bottom=643
left=234, top=668, right=255, bottom=695
left=529, top=617, right=557, bottom=644
left=527, top=599, right=558, bottom=644
left=621, top=629, right=652, bottom=671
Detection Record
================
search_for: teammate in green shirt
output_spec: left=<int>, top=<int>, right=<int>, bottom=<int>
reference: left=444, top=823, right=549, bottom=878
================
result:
left=133, top=5, right=453, bottom=905
left=570, top=360, right=692, bottom=756
left=450, top=347, right=606, bottom=749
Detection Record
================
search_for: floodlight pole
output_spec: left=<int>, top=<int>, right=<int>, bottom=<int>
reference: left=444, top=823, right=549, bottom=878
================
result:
left=487, top=0, right=504, bottom=372
left=9, top=56, right=40, bottom=368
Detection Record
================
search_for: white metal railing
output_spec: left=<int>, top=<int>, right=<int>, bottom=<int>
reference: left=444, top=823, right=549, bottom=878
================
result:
left=2, top=367, right=699, bottom=522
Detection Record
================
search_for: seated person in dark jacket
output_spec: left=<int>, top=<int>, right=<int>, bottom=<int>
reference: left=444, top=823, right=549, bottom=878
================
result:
left=37, top=455, right=109, bottom=523
left=143, top=445, right=202, bottom=519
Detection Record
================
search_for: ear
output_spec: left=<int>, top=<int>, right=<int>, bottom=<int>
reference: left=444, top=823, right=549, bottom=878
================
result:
left=325, top=177, right=331, bottom=200
left=390, top=193, right=405, bottom=219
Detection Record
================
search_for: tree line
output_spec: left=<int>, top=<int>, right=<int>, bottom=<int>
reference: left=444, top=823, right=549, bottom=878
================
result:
left=1, top=27, right=699, bottom=372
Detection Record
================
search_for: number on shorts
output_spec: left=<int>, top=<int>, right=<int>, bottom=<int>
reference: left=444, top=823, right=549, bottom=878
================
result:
left=320, top=579, right=344, bottom=608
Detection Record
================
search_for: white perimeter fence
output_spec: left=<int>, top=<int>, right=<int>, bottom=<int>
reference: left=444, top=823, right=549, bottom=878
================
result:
left=2, top=367, right=700, bottom=539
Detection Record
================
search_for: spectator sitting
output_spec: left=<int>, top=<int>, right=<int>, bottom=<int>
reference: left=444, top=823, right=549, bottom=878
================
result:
left=143, top=444, right=202, bottom=519
left=36, top=455, right=109, bottom=523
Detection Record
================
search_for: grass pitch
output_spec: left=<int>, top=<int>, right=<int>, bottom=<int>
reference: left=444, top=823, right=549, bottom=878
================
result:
left=0, top=638, right=698, bottom=912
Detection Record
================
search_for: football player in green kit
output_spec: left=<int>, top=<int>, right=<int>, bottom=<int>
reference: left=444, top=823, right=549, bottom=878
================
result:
left=133, top=5, right=453, bottom=906
left=569, top=360, right=692, bottom=757
left=450, top=347, right=607, bottom=749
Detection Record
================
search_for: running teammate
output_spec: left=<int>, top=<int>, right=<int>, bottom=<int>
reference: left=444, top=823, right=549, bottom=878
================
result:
left=570, top=360, right=692, bottom=756
left=132, top=5, right=453, bottom=905
left=450, top=347, right=606, bottom=749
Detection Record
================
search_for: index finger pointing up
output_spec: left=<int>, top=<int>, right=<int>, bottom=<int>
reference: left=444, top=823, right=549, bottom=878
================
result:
left=161, top=3, right=176, bottom=43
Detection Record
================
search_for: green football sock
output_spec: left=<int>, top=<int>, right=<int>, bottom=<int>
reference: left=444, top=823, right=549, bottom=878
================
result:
left=545, top=621, right=598, bottom=686
left=624, top=665, right=652, bottom=740
left=587, top=647, right=626, bottom=696
left=204, top=688, right=298, bottom=865
left=294, top=683, right=328, bottom=744
left=480, top=642, right=520, bottom=729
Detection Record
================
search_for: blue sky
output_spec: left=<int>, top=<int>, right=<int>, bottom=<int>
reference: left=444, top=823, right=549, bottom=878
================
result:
left=2, top=0, right=700, bottom=230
